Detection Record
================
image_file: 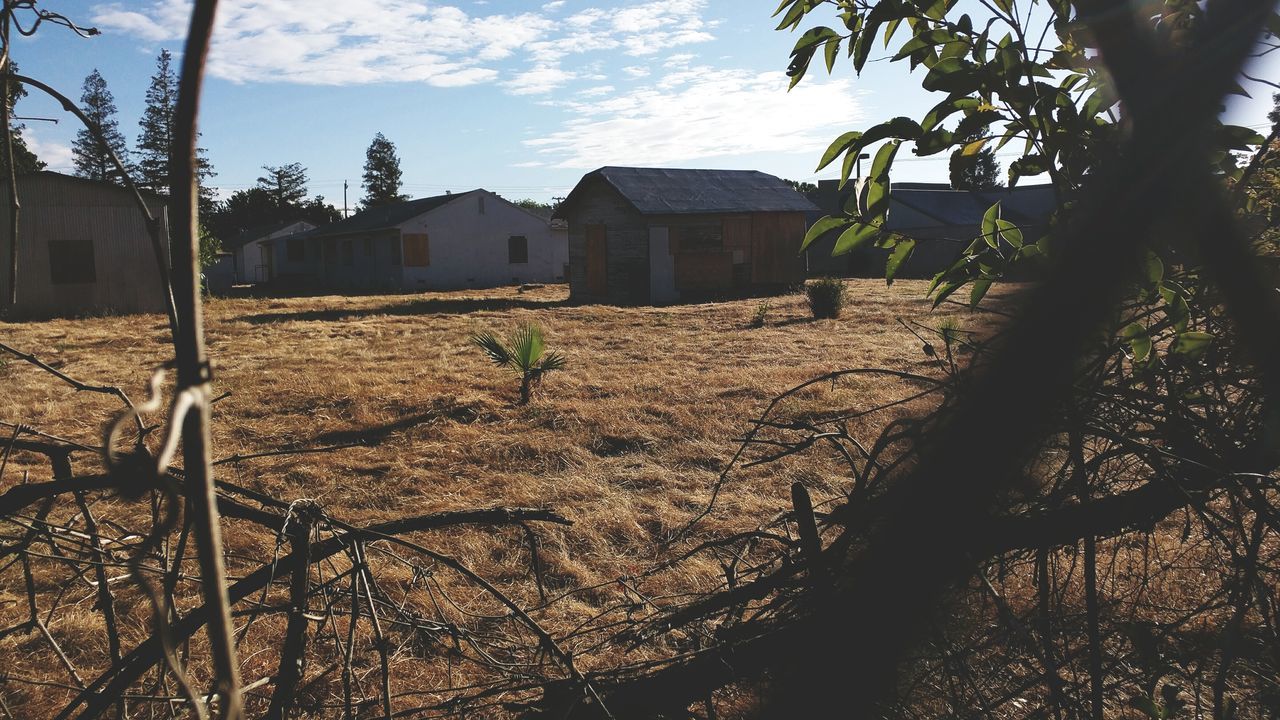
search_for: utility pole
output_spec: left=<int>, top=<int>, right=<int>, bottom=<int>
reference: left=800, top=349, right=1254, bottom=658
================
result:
left=343, top=180, right=348, bottom=218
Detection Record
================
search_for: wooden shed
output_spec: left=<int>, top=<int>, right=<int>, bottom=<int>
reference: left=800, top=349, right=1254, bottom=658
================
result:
left=555, top=167, right=818, bottom=304
left=0, top=172, right=169, bottom=318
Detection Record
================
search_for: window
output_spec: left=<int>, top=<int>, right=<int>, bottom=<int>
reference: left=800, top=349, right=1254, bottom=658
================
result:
left=48, top=240, right=96, bottom=284
left=287, top=237, right=305, bottom=262
left=390, top=238, right=402, bottom=266
left=403, top=233, right=430, bottom=266
left=508, top=235, right=528, bottom=264
left=363, top=238, right=374, bottom=256
left=341, top=239, right=354, bottom=266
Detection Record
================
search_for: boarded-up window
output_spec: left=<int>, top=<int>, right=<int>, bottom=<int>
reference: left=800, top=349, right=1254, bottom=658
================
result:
left=48, top=240, right=96, bottom=285
left=508, top=235, right=528, bottom=264
left=403, top=233, right=429, bottom=266
left=287, top=237, right=305, bottom=262
left=341, top=240, right=354, bottom=266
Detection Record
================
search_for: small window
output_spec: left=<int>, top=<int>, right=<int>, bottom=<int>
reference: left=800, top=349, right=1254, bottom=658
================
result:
left=49, top=240, right=96, bottom=284
left=390, top=238, right=402, bottom=266
left=508, top=235, right=528, bottom=264
left=341, top=240, right=354, bottom=266
left=403, top=233, right=430, bottom=266
left=363, top=238, right=374, bottom=256
left=287, top=237, right=305, bottom=262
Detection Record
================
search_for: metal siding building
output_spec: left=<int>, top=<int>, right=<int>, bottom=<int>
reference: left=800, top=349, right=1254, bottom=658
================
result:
left=0, top=172, right=170, bottom=317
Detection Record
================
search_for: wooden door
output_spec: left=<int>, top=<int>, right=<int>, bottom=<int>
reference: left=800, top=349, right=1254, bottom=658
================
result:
left=586, top=224, right=607, bottom=295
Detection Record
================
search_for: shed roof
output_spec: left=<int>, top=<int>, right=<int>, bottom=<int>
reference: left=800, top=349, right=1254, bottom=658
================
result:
left=555, top=166, right=819, bottom=217
left=303, top=191, right=474, bottom=240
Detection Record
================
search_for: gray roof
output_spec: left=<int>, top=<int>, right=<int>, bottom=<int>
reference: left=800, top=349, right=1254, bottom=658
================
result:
left=556, top=166, right=819, bottom=217
left=303, top=191, right=474, bottom=240
left=224, top=219, right=313, bottom=250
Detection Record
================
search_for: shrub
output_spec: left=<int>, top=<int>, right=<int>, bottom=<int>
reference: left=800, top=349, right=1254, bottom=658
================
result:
left=805, top=277, right=846, bottom=319
left=750, top=301, right=771, bottom=328
left=470, top=322, right=567, bottom=404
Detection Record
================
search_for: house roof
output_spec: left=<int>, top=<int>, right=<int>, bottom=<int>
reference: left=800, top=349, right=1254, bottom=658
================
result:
left=9, top=170, right=166, bottom=202
left=555, top=166, right=819, bottom=217
left=303, top=191, right=475, bottom=240
left=224, top=219, right=315, bottom=250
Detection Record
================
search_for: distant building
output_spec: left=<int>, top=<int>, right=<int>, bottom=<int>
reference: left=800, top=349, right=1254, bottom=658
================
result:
left=555, top=166, right=818, bottom=304
left=291, top=189, right=566, bottom=292
left=0, top=171, right=170, bottom=317
left=222, top=219, right=316, bottom=284
left=804, top=180, right=1057, bottom=278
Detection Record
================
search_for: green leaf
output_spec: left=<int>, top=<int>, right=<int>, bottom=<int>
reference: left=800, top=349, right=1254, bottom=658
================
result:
left=885, top=237, right=915, bottom=284
left=801, top=215, right=851, bottom=251
left=921, top=97, right=980, bottom=132
left=824, top=36, right=842, bottom=72
left=994, top=218, right=1023, bottom=247
left=832, top=221, right=883, bottom=255
left=1144, top=252, right=1164, bottom=285
left=981, top=201, right=1001, bottom=247
left=1121, top=323, right=1152, bottom=363
left=922, top=58, right=977, bottom=92
left=831, top=117, right=922, bottom=186
left=969, top=276, right=993, bottom=306
left=1172, top=331, right=1213, bottom=358
left=960, top=136, right=990, bottom=156
left=792, top=26, right=840, bottom=54
left=931, top=278, right=968, bottom=308
left=914, top=128, right=955, bottom=156
left=870, top=139, right=901, bottom=178
left=817, top=131, right=862, bottom=171
left=1008, top=153, right=1048, bottom=186
left=883, top=17, right=903, bottom=47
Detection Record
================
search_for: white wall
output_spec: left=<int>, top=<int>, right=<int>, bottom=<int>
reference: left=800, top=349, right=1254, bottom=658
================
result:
left=233, top=221, right=315, bottom=283
left=398, top=190, right=566, bottom=291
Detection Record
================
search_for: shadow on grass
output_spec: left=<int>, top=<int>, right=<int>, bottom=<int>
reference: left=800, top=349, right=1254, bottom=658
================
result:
left=237, top=296, right=568, bottom=324
left=310, top=399, right=494, bottom=446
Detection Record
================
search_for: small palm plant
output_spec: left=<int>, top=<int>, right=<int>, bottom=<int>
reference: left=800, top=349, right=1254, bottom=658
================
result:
left=470, top=322, right=567, bottom=404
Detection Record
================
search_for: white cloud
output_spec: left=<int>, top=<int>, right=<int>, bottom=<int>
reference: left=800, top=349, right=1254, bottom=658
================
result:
left=622, top=65, right=650, bottom=78
left=24, top=129, right=74, bottom=173
left=579, top=84, right=615, bottom=97
left=523, top=67, right=862, bottom=169
left=505, top=63, right=576, bottom=95
left=91, top=0, right=714, bottom=88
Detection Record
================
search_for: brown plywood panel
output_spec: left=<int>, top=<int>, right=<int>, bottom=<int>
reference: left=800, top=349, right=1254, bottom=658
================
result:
left=751, top=212, right=805, bottom=284
left=722, top=215, right=752, bottom=253
left=674, top=252, right=733, bottom=292
left=586, top=223, right=607, bottom=295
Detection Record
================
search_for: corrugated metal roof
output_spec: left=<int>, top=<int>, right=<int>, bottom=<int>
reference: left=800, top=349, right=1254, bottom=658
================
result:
left=558, top=166, right=819, bottom=216
left=303, top=191, right=473, bottom=240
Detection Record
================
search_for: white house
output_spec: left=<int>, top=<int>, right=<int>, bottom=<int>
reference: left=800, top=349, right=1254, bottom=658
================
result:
left=295, top=189, right=567, bottom=292
left=225, top=219, right=316, bottom=284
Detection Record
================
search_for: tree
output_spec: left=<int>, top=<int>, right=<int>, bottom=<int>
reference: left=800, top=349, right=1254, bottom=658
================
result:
left=136, top=49, right=216, bottom=211
left=207, top=181, right=340, bottom=240
left=71, top=69, right=133, bottom=184
left=257, top=163, right=309, bottom=207
left=786, top=179, right=819, bottom=193
left=1, top=64, right=45, bottom=177
left=470, top=323, right=567, bottom=404
left=361, top=132, right=408, bottom=208
left=948, top=130, right=1002, bottom=190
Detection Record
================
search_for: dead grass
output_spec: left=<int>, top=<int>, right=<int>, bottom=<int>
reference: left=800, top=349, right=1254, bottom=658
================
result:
left=0, top=279, right=1014, bottom=716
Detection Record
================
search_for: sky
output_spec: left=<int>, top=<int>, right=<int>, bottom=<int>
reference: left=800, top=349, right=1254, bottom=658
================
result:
left=8, top=0, right=1280, bottom=207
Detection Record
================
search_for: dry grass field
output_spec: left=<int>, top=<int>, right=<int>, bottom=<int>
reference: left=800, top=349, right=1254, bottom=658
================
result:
left=0, top=279, right=1013, bottom=716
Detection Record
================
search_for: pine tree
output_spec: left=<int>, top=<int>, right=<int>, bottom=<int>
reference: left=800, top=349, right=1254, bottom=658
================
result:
left=361, top=132, right=408, bottom=208
left=257, top=163, right=310, bottom=207
left=136, top=50, right=216, bottom=211
left=949, top=130, right=1003, bottom=191
left=71, top=69, right=133, bottom=184
left=1, top=64, right=45, bottom=177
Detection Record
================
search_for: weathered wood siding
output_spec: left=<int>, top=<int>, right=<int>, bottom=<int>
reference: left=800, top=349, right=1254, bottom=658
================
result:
left=563, top=177, right=649, bottom=304
left=0, top=173, right=169, bottom=317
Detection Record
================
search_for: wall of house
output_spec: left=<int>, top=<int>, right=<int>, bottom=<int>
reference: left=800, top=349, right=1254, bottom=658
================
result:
left=309, top=230, right=404, bottom=291
left=0, top=173, right=170, bottom=317
left=232, top=221, right=315, bottom=284
left=396, top=190, right=564, bottom=291
left=563, top=177, right=649, bottom=304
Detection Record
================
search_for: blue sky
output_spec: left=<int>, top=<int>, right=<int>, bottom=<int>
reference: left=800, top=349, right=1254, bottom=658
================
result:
left=10, top=0, right=1280, bottom=206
